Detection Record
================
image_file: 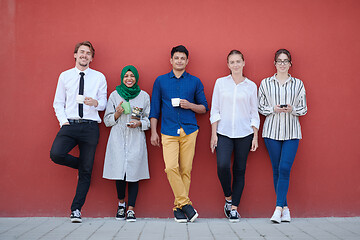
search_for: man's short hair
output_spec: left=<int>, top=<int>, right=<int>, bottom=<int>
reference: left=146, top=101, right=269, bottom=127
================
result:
left=74, top=41, right=95, bottom=58
left=171, top=45, right=189, bottom=58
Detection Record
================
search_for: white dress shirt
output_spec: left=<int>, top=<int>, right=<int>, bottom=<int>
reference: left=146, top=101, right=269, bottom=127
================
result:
left=258, top=74, right=307, bottom=140
left=53, top=67, right=107, bottom=126
left=210, top=75, right=260, bottom=138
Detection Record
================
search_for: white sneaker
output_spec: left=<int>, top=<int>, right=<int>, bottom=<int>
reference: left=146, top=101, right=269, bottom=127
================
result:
left=281, top=208, right=291, bottom=222
left=270, top=209, right=281, bottom=224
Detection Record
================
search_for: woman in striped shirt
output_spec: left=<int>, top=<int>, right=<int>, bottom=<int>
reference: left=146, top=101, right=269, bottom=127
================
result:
left=258, top=49, right=307, bottom=224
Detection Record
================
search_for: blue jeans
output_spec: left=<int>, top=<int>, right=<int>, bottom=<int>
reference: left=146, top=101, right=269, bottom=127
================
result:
left=264, top=138, right=299, bottom=207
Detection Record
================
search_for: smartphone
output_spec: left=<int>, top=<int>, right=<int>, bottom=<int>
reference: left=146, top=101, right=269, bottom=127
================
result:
left=280, top=104, right=287, bottom=108
left=126, top=122, right=133, bottom=126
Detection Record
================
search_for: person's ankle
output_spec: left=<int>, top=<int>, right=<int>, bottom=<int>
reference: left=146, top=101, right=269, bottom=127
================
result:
left=275, top=206, right=283, bottom=211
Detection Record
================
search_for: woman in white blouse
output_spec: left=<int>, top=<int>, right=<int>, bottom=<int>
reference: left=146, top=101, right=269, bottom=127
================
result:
left=103, top=65, right=150, bottom=222
left=258, top=49, right=307, bottom=224
left=210, top=50, right=260, bottom=222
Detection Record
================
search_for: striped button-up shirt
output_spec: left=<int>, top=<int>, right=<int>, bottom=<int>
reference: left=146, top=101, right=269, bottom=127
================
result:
left=258, top=74, right=307, bottom=140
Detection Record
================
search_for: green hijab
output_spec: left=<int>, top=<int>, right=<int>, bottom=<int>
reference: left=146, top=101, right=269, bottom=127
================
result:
left=116, top=65, right=141, bottom=101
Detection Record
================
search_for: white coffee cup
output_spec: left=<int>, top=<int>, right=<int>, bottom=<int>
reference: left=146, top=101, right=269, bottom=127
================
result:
left=171, top=98, right=180, bottom=107
left=76, top=95, right=85, bottom=104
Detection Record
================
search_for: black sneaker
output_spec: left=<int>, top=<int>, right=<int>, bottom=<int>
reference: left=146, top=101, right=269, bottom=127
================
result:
left=229, top=209, right=240, bottom=223
left=224, top=200, right=232, bottom=218
left=181, top=204, right=198, bottom=222
left=174, top=208, right=187, bottom=223
left=126, top=210, right=136, bottom=222
left=116, top=205, right=126, bottom=220
left=70, top=209, right=82, bottom=223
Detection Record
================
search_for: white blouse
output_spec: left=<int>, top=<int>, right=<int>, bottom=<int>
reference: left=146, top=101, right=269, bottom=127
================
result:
left=210, top=75, right=260, bottom=138
left=258, top=74, right=307, bottom=140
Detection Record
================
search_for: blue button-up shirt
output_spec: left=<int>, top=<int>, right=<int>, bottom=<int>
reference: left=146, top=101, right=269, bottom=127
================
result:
left=149, top=70, right=208, bottom=136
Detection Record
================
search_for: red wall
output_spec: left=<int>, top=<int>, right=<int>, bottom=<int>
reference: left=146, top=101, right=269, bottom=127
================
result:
left=1, top=0, right=359, bottom=218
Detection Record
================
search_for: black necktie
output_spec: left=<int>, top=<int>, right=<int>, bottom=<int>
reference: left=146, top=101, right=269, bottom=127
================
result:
left=79, top=72, right=85, bottom=118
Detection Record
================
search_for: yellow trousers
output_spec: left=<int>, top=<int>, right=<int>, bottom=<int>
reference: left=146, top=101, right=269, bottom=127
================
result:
left=161, top=128, right=198, bottom=210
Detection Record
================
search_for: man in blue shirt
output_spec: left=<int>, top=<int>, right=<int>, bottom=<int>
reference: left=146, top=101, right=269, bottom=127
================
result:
left=149, top=45, right=208, bottom=223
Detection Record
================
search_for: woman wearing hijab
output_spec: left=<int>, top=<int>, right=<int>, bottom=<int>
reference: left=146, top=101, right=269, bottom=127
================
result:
left=103, top=65, right=150, bottom=222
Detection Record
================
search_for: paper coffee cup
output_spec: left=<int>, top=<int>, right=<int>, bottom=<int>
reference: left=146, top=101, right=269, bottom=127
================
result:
left=121, top=101, right=131, bottom=115
left=76, top=95, right=85, bottom=104
left=171, top=98, right=180, bottom=107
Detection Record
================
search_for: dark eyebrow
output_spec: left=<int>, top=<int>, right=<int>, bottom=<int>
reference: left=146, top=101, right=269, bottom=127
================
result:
left=80, top=49, right=91, bottom=54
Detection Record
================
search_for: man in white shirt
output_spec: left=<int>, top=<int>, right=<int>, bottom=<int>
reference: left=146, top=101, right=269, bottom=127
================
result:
left=50, top=41, right=107, bottom=223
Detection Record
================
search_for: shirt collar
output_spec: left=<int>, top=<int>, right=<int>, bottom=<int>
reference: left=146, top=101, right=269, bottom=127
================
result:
left=271, top=73, right=293, bottom=83
left=228, top=74, right=249, bottom=85
left=169, top=70, right=188, bottom=79
left=75, top=67, right=90, bottom=76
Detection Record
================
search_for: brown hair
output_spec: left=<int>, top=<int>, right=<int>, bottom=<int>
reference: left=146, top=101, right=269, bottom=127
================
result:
left=74, top=41, right=95, bottom=57
left=227, top=50, right=245, bottom=76
left=227, top=49, right=244, bottom=62
left=274, top=49, right=291, bottom=63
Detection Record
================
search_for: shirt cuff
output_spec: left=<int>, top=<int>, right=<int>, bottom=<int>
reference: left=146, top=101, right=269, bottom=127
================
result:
left=59, top=118, right=69, bottom=127
left=251, top=120, right=260, bottom=130
left=140, top=119, right=150, bottom=131
left=210, top=114, right=221, bottom=124
left=291, top=105, right=297, bottom=115
left=95, top=99, right=106, bottom=111
left=108, top=113, right=118, bottom=126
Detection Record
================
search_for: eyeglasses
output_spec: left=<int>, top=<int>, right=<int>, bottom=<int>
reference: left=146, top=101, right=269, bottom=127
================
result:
left=275, top=60, right=290, bottom=65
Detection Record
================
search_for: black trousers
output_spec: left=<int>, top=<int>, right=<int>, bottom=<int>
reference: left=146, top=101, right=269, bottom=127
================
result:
left=216, top=133, right=253, bottom=207
left=115, top=178, right=139, bottom=207
left=50, top=121, right=99, bottom=211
